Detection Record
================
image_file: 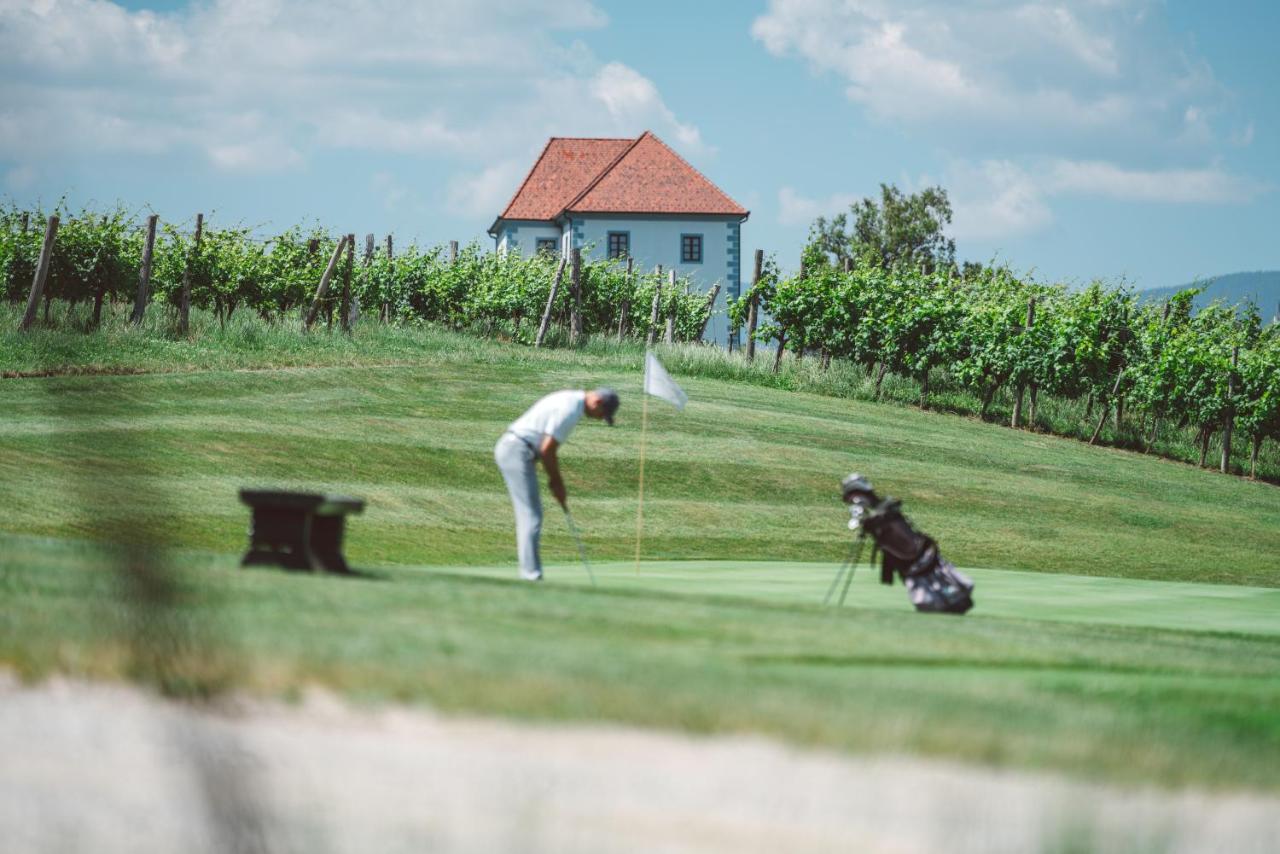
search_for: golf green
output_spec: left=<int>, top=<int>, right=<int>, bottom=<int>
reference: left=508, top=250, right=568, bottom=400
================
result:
left=433, top=560, right=1280, bottom=638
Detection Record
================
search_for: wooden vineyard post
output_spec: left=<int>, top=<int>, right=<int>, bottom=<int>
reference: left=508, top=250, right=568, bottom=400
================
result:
left=449, top=240, right=459, bottom=264
left=340, top=233, right=355, bottom=333
left=383, top=234, right=393, bottom=322
left=664, top=270, right=676, bottom=344
left=646, top=267, right=663, bottom=347
left=569, top=247, right=582, bottom=345
left=1011, top=296, right=1036, bottom=428
left=179, top=213, right=203, bottom=336
left=305, top=236, right=348, bottom=330
left=130, top=214, right=159, bottom=326
left=792, top=256, right=807, bottom=364
left=694, top=282, right=721, bottom=342
left=616, top=257, right=633, bottom=340
left=534, top=255, right=567, bottom=348
left=772, top=331, right=787, bottom=373
left=746, top=250, right=762, bottom=362
left=19, top=215, right=58, bottom=331
left=1089, top=370, right=1125, bottom=445
left=1221, top=345, right=1239, bottom=474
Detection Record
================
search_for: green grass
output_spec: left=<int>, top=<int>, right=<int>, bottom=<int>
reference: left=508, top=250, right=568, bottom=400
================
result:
left=2, top=322, right=1278, bottom=791
left=1, top=336, right=1276, bottom=584
left=3, top=537, right=1279, bottom=791
left=4, top=300, right=1278, bottom=480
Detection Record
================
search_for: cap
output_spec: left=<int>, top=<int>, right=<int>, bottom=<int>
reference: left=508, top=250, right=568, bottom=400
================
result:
left=593, top=387, right=620, bottom=426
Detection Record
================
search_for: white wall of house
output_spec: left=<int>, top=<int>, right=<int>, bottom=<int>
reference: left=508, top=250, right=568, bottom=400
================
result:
left=492, top=213, right=746, bottom=346
left=569, top=214, right=744, bottom=346
left=494, top=220, right=564, bottom=256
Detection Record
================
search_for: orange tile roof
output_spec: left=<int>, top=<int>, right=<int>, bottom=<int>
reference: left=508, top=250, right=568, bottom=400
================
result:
left=495, top=131, right=748, bottom=226
left=498, top=137, right=633, bottom=221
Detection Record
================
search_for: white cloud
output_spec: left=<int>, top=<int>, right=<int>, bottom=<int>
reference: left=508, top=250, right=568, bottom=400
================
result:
left=446, top=160, right=529, bottom=219
left=1044, top=160, right=1267, bottom=204
left=947, top=160, right=1054, bottom=241
left=751, top=0, right=1228, bottom=143
left=0, top=0, right=705, bottom=183
left=787, top=157, right=1269, bottom=242
left=590, top=63, right=706, bottom=153
left=207, top=140, right=304, bottom=174
left=776, top=186, right=860, bottom=226
left=4, top=163, right=37, bottom=192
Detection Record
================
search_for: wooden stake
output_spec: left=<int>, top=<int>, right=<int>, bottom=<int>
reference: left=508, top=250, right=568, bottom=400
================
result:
left=646, top=270, right=663, bottom=347
left=746, top=250, right=762, bottom=361
left=617, top=257, right=633, bottom=340
left=569, top=247, right=582, bottom=345
left=305, top=236, right=348, bottom=330
left=449, top=240, right=458, bottom=264
left=534, top=256, right=567, bottom=347
left=694, top=282, right=721, bottom=342
left=19, top=215, right=58, bottom=331
left=1089, top=371, right=1125, bottom=445
left=383, top=234, right=394, bottom=322
left=1221, top=345, right=1238, bottom=474
left=130, top=214, right=158, bottom=326
left=1012, top=297, right=1036, bottom=428
left=664, top=270, right=676, bottom=344
left=340, top=233, right=354, bottom=333
left=179, top=213, right=203, bottom=336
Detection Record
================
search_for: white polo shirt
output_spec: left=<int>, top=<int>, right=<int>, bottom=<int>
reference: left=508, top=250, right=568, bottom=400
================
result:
left=506, top=390, right=585, bottom=448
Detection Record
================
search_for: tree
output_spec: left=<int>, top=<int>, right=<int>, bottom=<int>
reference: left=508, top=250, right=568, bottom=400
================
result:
left=809, top=183, right=956, bottom=273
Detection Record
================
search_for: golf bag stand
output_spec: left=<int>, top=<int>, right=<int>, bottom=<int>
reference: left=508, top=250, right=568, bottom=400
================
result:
left=840, top=474, right=974, bottom=615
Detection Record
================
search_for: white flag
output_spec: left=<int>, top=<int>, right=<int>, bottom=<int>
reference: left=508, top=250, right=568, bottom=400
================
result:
left=644, top=351, right=687, bottom=411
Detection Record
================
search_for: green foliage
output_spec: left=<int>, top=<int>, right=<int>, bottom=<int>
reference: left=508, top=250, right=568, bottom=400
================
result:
left=747, top=251, right=1276, bottom=473
left=1, top=205, right=712, bottom=342
left=809, top=183, right=956, bottom=273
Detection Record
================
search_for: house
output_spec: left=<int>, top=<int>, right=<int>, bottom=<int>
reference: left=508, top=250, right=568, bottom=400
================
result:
left=487, top=131, right=749, bottom=345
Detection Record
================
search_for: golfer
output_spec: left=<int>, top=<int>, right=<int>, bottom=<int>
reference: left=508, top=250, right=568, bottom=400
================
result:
left=495, top=388, right=620, bottom=581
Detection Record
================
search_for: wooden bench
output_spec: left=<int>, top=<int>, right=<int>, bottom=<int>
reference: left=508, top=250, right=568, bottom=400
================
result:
left=239, top=489, right=365, bottom=574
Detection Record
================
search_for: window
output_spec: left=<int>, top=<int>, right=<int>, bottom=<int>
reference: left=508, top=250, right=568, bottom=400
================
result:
left=607, top=231, right=629, bottom=259
left=535, top=237, right=559, bottom=256
left=681, top=234, right=703, bottom=264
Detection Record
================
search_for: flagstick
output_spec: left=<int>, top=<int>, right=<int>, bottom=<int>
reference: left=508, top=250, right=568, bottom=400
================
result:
left=633, top=384, right=650, bottom=575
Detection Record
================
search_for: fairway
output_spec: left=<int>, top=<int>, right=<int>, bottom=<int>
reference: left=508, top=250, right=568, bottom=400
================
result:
left=2, top=334, right=1279, bottom=798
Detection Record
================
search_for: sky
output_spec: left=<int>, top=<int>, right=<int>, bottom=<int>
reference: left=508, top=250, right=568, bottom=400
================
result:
left=1, top=0, right=1277, bottom=288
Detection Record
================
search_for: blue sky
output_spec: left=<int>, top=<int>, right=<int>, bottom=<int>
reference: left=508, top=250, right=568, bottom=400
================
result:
left=2, top=0, right=1276, bottom=288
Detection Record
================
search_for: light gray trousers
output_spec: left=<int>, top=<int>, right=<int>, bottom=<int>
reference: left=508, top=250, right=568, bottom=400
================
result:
left=494, top=434, right=543, bottom=579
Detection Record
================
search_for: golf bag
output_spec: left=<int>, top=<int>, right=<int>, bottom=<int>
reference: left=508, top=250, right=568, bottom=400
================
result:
left=842, top=474, right=974, bottom=615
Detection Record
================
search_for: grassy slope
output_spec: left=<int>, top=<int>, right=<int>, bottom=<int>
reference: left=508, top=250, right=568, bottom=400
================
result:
left=2, top=331, right=1279, bottom=790
left=1, top=341, right=1276, bottom=584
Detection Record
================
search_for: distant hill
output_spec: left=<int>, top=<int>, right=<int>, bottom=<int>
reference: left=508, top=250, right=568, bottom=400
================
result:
left=1140, top=271, right=1280, bottom=318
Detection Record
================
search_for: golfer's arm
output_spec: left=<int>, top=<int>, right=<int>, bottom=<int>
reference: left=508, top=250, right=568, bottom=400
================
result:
left=539, top=436, right=565, bottom=494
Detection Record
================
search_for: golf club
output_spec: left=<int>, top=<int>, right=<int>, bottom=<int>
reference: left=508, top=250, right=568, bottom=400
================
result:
left=824, top=534, right=866, bottom=607
left=563, top=508, right=597, bottom=587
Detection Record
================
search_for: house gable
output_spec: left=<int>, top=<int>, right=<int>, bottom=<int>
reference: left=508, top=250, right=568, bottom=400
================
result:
left=491, top=131, right=748, bottom=234
left=564, top=132, right=748, bottom=218
left=494, top=138, right=632, bottom=226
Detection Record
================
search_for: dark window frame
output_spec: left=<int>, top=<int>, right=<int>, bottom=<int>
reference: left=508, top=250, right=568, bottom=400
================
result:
left=681, top=233, right=704, bottom=264
left=535, top=237, right=559, bottom=256
left=607, top=231, right=630, bottom=260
